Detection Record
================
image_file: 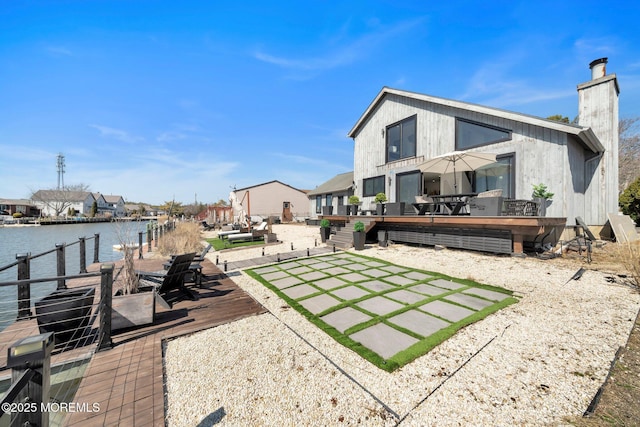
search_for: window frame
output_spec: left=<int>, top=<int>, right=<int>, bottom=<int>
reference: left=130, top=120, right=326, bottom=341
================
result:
left=455, top=117, right=512, bottom=150
left=386, top=115, right=417, bottom=163
left=315, top=195, right=322, bottom=214
left=362, top=176, right=386, bottom=197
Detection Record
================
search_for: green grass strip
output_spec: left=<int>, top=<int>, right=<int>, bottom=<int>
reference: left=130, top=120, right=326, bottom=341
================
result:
left=246, top=253, right=517, bottom=372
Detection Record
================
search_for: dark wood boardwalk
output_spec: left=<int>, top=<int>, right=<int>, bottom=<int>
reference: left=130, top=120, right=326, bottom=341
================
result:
left=0, top=253, right=267, bottom=426
left=63, top=256, right=266, bottom=426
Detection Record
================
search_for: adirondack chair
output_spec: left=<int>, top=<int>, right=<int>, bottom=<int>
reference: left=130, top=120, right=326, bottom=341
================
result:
left=163, top=244, right=212, bottom=286
left=138, top=252, right=197, bottom=308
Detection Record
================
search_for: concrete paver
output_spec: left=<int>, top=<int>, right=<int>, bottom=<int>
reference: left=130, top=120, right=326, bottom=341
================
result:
left=350, top=323, right=419, bottom=359
left=322, top=307, right=372, bottom=333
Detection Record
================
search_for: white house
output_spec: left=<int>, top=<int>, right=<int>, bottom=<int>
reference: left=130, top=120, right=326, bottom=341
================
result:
left=32, top=190, right=96, bottom=217
left=307, top=171, right=354, bottom=217
left=347, top=58, right=619, bottom=227
left=101, top=194, right=126, bottom=217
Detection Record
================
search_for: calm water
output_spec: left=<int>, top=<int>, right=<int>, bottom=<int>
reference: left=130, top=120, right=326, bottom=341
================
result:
left=0, top=221, right=151, bottom=331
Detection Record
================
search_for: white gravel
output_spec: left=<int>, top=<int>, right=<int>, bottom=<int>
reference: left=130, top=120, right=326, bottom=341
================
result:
left=164, top=224, right=640, bottom=426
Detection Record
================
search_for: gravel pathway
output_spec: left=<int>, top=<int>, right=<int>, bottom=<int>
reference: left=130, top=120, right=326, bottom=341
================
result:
left=164, top=224, right=640, bottom=426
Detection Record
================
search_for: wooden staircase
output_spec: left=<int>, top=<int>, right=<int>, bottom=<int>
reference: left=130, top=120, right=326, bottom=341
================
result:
left=329, top=217, right=377, bottom=249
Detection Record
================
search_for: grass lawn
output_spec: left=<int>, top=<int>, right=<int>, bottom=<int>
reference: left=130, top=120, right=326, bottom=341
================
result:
left=246, top=252, right=517, bottom=372
left=206, top=237, right=265, bottom=251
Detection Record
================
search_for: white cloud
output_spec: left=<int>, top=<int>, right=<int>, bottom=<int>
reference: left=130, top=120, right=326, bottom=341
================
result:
left=89, top=125, right=144, bottom=144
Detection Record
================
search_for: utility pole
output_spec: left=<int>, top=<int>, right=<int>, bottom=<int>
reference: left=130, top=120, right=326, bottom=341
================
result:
left=56, top=153, right=65, bottom=190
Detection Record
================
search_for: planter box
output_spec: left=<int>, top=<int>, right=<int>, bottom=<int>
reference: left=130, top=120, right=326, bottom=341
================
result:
left=353, top=231, right=365, bottom=250
left=337, top=205, right=348, bottom=215
left=376, top=204, right=385, bottom=216
left=320, top=227, right=331, bottom=242
left=112, top=288, right=156, bottom=331
left=385, top=202, right=406, bottom=216
left=469, top=197, right=504, bottom=216
left=350, top=204, right=359, bottom=216
left=35, top=287, right=95, bottom=344
left=322, top=206, right=334, bottom=215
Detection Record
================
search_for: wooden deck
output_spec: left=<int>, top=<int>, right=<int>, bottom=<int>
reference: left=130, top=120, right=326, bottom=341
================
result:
left=321, top=214, right=567, bottom=254
left=0, top=255, right=267, bottom=426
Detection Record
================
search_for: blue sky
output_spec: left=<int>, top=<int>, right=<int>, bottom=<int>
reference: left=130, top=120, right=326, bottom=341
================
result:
left=1, top=1, right=639, bottom=205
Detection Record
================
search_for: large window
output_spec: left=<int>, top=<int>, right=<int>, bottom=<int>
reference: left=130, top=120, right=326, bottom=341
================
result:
left=325, top=194, right=332, bottom=207
left=456, top=118, right=511, bottom=150
left=315, top=195, right=321, bottom=214
left=474, top=153, right=515, bottom=198
left=387, top=115, right=417, bottom=162
left=363, top=176, right=385, bottom=197
left=396, top=171, right=422, bottom=206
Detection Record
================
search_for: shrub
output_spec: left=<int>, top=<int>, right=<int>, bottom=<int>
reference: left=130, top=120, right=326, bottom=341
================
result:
left=12, top=212, right=23, bottom=218
left=157, top=222, right=203, bottom=256
left=348, top=195, right=360, bottom=205
left=320, top=219, right=330, bottom=228
left=615, top=241, right=640, bottom=290
left=619, top=176, right=640, bottom=225
left=354, top=221, right=365, bottom=232
left=374, top=193, right=387, bottom=203
left=532, top=183, right=554, bottom=200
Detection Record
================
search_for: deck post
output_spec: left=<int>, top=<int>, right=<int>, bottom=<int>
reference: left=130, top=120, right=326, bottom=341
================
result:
left=97, top=263, right=114, bottom=352
left=79, top=237, right=87, bottom=274
left=138, top=232, right=144, bottom=260
left=93, top=233, right=100, bottom=263
left=147, top=229, right=152, bottom=253
left=56, top=243, right=66, bottom=290
left=16, top=253, right=31, bottom=320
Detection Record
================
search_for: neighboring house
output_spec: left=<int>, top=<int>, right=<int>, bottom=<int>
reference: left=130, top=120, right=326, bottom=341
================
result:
left=347, top=58, right=619, bottom=226
left=101, top=195, right=126, bottom=217
left=230, top=180, right=309, bottom=223
left=0, top=199, right=41, bottom=217
left=307, top=171, right=354, bottom=218
left=32, top=190, right=96, bottom=217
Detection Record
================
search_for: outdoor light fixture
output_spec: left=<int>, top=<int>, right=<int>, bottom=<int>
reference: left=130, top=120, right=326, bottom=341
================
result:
left=7, top=333, right=54, bottom=368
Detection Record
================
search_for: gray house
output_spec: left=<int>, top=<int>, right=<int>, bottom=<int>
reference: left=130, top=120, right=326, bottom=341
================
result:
left=348, top=58, right=619, bottom=227
left=307, top=171, right=354, bottom=218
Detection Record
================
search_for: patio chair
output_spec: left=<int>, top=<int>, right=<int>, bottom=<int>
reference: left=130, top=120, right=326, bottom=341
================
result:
left=138, top=252, right=197, bottom=308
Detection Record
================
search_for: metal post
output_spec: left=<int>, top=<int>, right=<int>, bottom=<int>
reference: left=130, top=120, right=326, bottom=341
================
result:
left=138, top=232, right=144, bottom=259
left=16, top=253, right=31, bottom=320
left=333, top=243, right=336, bottom=253
left=224, top=260, right=227, bottom=272
left=291, top=242, right=294, bottom=251
left=56, top=243, right=66, bottom=290
left=147, top=229, right=152, bottom=253
left=315, top=238, right=317, bottom=247
left=7, top=333, right=54, bottom=427
left=93, top=233, right=100, bottom=263
left=79, top=237, right=87, bottom=273
left=307, top=248, right=310, bottom=257
left=277, top=253, right=280, bottom=262
left=97, top=264, right=114, bottom=351
left=216, top=255, right=219, bottom=265
left=262, top=248, right=265, bottom=256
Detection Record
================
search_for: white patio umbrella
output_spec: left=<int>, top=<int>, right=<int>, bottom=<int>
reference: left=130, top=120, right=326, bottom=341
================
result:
left=419, top=151, right=497, bottom=193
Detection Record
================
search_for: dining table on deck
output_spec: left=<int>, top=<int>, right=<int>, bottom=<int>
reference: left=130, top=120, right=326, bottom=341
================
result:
left=427, top=193, right=477, bottom=215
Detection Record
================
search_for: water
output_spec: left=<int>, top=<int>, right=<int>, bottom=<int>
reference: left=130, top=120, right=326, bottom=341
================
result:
left=0, top=221, right=151, bottom=331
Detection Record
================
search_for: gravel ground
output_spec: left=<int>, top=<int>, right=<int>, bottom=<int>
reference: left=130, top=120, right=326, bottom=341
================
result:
left=164, top=224, right=640, bottom=426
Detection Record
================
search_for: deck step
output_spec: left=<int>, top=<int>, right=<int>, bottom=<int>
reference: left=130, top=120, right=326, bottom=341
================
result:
left=329, top=217, right=376, bottom=249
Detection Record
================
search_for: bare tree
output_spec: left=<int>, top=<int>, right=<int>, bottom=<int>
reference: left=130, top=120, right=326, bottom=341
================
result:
left=31, top=183, right=92, bottom=217
left=619, top=117, right=640, bottom=192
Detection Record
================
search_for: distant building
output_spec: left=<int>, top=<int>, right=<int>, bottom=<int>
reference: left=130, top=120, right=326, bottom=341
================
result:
left=32, top=190, right=95, bottom=217
left=307, top=171, right=354, bottom=218
left=0, top=198, right=41, bottom=217
left=101, top=195, right=126, bottom=217
left=230, top=180, right=309, bottom=223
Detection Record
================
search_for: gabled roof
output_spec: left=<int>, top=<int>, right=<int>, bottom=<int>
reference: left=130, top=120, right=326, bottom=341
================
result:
left=0, top=199, right=36, bottom=206
left=32, top=190, right=95, bottom=202
left=102, top=195, right=125, bottom=203
left=307, top=171, right=354, bottom=196
left=234, top=180, right=307, bottom=194
left=348, top=87, right=604, bottom=154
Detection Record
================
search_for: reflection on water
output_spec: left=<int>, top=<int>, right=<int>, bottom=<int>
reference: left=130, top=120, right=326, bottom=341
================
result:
left=0, top=221, right=151, bottom=331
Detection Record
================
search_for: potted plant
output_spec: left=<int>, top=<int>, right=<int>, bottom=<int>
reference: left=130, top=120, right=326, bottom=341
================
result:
left=532, top=183, right=554, bottom=216
left=374, top=192, right=387, bottom=215
left=319, top=218, right=331, bottom=243
left=348, top=195, right=361, bottom=216
left=353, top=221, right=366, bottom=250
